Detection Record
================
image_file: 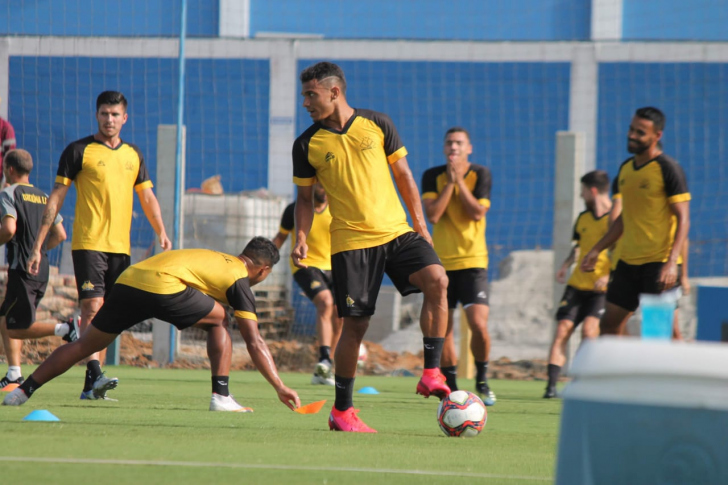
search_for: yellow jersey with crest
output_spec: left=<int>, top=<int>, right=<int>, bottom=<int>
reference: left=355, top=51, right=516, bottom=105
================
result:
left=568, top=210, right=611, bottom=291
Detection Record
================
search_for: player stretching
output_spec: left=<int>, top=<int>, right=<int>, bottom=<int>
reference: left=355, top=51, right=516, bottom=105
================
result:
left=292, top=62, right=450, bottom=433
left=421, top=127, right=496, bottom=405
left=582, top=107, right=690, bottom=335
left=28, top=91, right=172, bottom=400
left=4, top=237, right=300, bottom=412
left=544, top=171, right=612, bottom=398
left=273, top=183, right=342, bottom=385
left=0, top=149, right=74, bottom=388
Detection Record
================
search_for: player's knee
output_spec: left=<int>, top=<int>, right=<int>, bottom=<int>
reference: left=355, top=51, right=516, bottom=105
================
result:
left=424, top=271, right=449, bottom=299
left=314, top=291, right=334, bottom=313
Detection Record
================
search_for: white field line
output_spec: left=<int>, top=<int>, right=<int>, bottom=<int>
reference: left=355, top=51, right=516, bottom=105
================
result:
left=0, top=456, right=552, bottom=481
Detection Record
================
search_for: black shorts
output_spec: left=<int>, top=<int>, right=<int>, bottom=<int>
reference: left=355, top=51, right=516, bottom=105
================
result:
left=606, top=261, right=682, bottom=312
left=446, top=268, right=489, bottom=309
left=556, top=285, right=606, bottom=326
left=91, top=284, right=216, bottom=334
left=72, top=250, right=131, bottom=300
left=0, top=270, right=48, bottom=330
left=294, top=267, right=335, bottom=301
left=331, top=232, right=442, bottom=318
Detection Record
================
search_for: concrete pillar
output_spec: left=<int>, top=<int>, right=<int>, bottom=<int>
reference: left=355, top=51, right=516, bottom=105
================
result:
left=0, top=38, right=8, bottom=119
left=591, top=0, right=623, bottom=41
left=219, top=0, right=250, bottom=38
left=569, top=45, right=598, bottom=173
left=152, top=125, right=185, bottom=364
left=267, top=40, right=297, bottom=199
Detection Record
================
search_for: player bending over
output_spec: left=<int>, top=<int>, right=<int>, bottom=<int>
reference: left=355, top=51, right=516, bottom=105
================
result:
left=4, top=237, right=300, bottom=412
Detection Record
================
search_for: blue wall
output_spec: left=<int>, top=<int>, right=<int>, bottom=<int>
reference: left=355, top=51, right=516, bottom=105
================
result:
left=297, top=60, right=571, bottom=279
left=254, top=0, right=591, bottom=41
left=597, top=62, right=728, bottom=277
left=623, top=0, right=728, bottom=41
left=8, top=56, right=269, bottom=249
left=0, top=0, right=217, bottom=37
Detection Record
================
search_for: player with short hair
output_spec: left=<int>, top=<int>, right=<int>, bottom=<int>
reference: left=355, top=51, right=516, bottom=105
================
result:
left=4, top=237, right=301, bottom=412
left=27, top=91, right=172, bottom=400
left=273, top=183, right=342, bottom=386
left=544, top=170, right=612, bottom=398
left=582, top=107, right=690, bottom=335
left=421, top=127, right=496, bottom=405
left=0, top=149, right=74, bottom=389
left=292, top=61, right=450, bottom=433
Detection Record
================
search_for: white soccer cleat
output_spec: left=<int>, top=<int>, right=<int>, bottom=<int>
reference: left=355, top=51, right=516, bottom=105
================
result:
left=92, top=373, right=119, bottom=399
left=209, top=393, right=253, bottom=412
left=311, top=360, right=335, bottom=386
left=2, top=388, right=29, bottom=406
left=311, top=374, right=335, bottom=386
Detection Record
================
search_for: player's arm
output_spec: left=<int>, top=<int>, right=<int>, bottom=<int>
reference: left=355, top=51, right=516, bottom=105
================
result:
left=658, top=201, right=690, bottom=290
left=452, top=170, right=488, bottom=221
left=273, top=203, right=295, bottom=250
left=580, top=215, right=623, bottom=272
left=423, top=185, right=455, bottom=224
left=235, top=315, right=300, bottom=410
left=272, top=231, right=288, bottom=249
left=137, top=187, right=172, bottom=250
left=28, top=183, right=69, bottom=275
left=556, top=245, right=578, bottom=284
left=293, top=187, right=314, bottom=268
left=680, top=238, right=690, bottom=295
left=46, top=219, right=67, bottom=250
left=0, top=215, right=16, bottom=245
left=391, top=157, right=432, bottom=245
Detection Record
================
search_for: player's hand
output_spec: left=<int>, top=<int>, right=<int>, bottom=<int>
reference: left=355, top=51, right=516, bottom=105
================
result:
left=27, top=249, right=42, bottom=276
left=276, top=385, right=301, bottom=411
left=446, top=162, right=463, bottom=184
left=555, top=266, right=568, bottom=284
left=158, top=233, right=172, bottom=251
left=658, top=261, right=679, bottom=291
left=680, top=272, right=691, bottom=295
left=416, top=227, right=434, bottom=246
left=291, top=240, right=309, bottom=269
left=594, top=275, right=609, bottom=293
left=580, top=249, right=599, bottom=273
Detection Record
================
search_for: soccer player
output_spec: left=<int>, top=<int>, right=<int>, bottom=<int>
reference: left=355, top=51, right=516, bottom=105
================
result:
left=0, top=149, right=75, bottom=388
left=421, top=127, right=496, bottom=406
left=27, top=91, right=172, bottom=400
left=609, top=177, right=690, bottom=339
left=292, top=62, right=450, bottom=433
left=581, top=107, right=690, bottom=335
left=544, top=170, right=612, bottom=398
left=3, top=237, right=301, bottom=412
left=273, top=183, right=342, bottom=386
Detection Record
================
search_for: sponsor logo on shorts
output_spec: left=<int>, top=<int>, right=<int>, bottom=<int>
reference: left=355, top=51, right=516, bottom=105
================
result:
left=310, top=281, right=322, bottom=289
left=81, top=280, right=95, bottom=291
left=560, top=300, right=568, bottom=307
left=346, top=295, right=355, bottom=308
left=477, top=291, right=487, bottom=300
left=597, top=308, right=605, bottom=316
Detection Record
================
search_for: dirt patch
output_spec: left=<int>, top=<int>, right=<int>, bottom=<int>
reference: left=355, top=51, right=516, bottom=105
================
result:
left=0, top=333, right=557, bottom=381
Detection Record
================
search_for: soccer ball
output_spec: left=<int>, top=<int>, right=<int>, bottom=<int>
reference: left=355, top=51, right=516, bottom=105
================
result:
left=437, top=390, right=487, bottom=437
left=357, top=343, right=368, bottom=369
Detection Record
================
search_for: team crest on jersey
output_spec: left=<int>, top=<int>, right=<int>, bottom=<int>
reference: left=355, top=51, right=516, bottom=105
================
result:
left=310, top=281, right=322, bottom=290
left=97, top=160, right=105, bottom=167
left=639, top=179, right=650, bottom=189
left=346, top=295, right=355, bottom=307
left=125, top=160, right=134, bottom=171
left=81, top=280, right=95, bottom=291
left=325, top=152, right=336, bottom=163
left=359, top=137, right=374, bottom=150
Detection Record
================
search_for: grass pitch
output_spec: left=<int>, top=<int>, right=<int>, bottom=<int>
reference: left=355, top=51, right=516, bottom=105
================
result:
left=0, top=366, right=561, bottom=484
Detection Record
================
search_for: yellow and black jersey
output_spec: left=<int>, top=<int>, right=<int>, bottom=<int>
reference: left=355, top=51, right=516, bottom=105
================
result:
left=292, top=109, right=413, bottom=254
left=115, top=248, right=257, bottom=321
left=279, top=201, right=332, bottom=273
left=612, top=154, right=690, bottom=265
left=56, top=135, right=153, bottom=255
left=421, top=164, right=491, bottom=270
left=568, top=210, right=610, bottom=291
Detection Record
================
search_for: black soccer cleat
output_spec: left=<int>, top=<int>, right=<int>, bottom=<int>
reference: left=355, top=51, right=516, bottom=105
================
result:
left=0, top=375, right=24, bottom=389
left=62, top=315, right=81, bottom=343
left=543, top=386, right=557, bottom=399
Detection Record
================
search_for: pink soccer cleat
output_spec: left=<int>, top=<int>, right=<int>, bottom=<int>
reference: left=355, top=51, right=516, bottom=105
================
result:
left=328, top=406, right=377, bottom=433
left=416, top=368, right=451, bottom=399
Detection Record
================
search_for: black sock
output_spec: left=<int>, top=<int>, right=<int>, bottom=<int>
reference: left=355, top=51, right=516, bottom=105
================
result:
left=440, top=365, right=458, bottom=391
left=83, top=360, right=102, bottom=392
left=475, top=361, right=489, bottom=384
left=83, top=369, right=93, bottom=392
left=319, top=346, right=331, bottom=363
left=212, top=376, right=230, bottom=397
left=334, top=375, right=354, bottom=411
left=547, top=364, right=561, bottom=389
left=423, top=337, right=445, bottom=369
left=19, top=375, right=41, bottom=398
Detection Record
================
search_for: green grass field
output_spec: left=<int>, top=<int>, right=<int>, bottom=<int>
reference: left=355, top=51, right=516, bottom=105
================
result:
left=0, top=366, right=561, bottom=484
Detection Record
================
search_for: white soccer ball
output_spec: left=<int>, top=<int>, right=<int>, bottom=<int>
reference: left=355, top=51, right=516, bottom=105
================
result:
left=437, top=390, right=487, bottom=437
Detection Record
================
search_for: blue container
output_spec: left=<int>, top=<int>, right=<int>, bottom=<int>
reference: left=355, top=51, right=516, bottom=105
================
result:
left=640, top=290, right=679, bottom=339
left=556, top=338, right=728, bottom=485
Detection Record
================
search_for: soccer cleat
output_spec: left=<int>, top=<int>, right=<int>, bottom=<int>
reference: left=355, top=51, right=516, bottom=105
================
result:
left=209, top=393, right=253, bottom=412
left=543, top=387, right=558, bottom=399
left=0, top=375, right=24, bottom=389
left=476, top=381, right=497, bottom=406
left=416, top=368, right=451, bottom=399
left=91, top=373, right=118, bottom=399
left=2, top=387, right=29, bottom=406
left=311, top=360, right=335, bottom=385
left=62, top=315, right=81, bottom=343
left=328, top=407, right=377, bottom=433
